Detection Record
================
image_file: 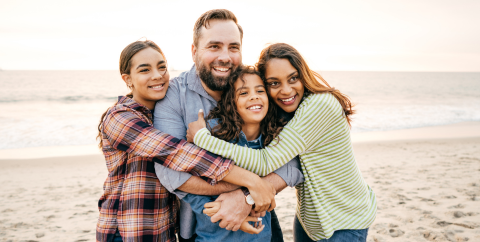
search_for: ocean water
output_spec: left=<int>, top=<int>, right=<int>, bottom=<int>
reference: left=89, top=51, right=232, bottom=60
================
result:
left=0, top=70, right=479, bottom=149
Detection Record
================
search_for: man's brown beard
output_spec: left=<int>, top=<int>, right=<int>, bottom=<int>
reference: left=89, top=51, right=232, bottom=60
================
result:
left=196, top=59, right=237, bottom=92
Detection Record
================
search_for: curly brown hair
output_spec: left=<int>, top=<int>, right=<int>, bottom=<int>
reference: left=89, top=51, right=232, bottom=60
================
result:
left=207, top=66, right=286, bottom=146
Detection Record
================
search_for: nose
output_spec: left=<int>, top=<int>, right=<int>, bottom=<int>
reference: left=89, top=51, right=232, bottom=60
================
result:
left=152, top=69, right=163, bottom=80
left=280, top=84, right=292, bottom=95
left=250, top=93, right=259, bottom=100
left=217, top=47, right=232, bottom=63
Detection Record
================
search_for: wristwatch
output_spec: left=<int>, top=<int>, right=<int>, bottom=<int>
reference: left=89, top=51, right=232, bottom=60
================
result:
left=241, top=187, right=255, bottom=205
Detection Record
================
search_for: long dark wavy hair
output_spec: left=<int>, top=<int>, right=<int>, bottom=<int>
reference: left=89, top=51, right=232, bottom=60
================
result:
left=207, top=66, right=285, bottom=146
left=96, top=40, right=165, bottom=149
left=256, top=43, right=355, bottom=125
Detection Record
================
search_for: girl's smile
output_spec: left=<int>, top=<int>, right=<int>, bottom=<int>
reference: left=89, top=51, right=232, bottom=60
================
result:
left=234, top=73, right=269, bottom=141
left=122, top=47, right=170, bottom=110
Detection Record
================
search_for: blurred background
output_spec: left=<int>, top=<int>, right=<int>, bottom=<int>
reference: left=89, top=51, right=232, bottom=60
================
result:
left=1, top=0, right=479, bottom=149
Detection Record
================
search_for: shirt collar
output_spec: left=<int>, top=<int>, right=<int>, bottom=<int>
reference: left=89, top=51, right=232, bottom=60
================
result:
left=239, top=131, right=264, bottom=147
left=186, top=64, right=217, bottom=103
left=117, top=95, right=153, bottom=119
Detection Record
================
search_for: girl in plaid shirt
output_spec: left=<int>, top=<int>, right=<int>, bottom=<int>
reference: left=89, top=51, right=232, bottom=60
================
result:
left=96, top=41, right=277, bottom=242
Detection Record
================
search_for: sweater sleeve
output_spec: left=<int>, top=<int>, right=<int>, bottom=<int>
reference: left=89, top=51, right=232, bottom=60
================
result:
left=194, top=94, right=345, bottom=176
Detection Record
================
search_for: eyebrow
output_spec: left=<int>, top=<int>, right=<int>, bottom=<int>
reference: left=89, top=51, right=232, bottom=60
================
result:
left=206, top=41, right=241, bottom=46
left=136, top=64, right=151, bottom=69
left=136, top=60, right=166, bottom=70
left=236, top=85, right=265, bottom=92
left=266, top=71, right=298, bottom=81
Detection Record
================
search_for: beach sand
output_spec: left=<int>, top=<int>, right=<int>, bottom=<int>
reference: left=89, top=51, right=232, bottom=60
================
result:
left=1, top=122, right=480, bottom=241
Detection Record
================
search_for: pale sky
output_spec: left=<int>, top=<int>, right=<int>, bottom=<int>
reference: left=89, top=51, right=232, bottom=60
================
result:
left=0, top=0, right=479, bottom=71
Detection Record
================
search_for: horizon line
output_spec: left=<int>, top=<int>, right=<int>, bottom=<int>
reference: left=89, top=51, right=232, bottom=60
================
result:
left=1, top=69, right=480, bottom=73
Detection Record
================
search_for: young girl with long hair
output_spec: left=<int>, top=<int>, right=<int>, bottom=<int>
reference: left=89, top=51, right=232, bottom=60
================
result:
left=187, top=43, right=377, bottom=242
left=96, top=40, right=276, bottom=242
left=183, top=66, right=302, bottom=242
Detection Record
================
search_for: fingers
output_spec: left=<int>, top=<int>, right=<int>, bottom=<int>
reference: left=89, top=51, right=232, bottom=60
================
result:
left=244, top=216, right=262, bottom=222
left=254, top=201, right=270, bottom=212
left=203, top=201, right=221, bottom=217
left=211, top=212, right=222, bottom=224
left=204, top=201, right=221, bottom=209
left=218, top=219, right=229, bottom=229
left=214, top=195, right=225, bottom=202
left=250, top=210, right=260, bottom=217
left=198, top=109, right=204, bottom=121
left=211, top=190, right=251, bottom=232
left=203, top=207, right=220, bottom=217
left=268, top=198, right=276, bottom=212
left=203, top=209, right=216, bottom=217
left=186, top=133, right=193, bottom=143
left=249, top=210, right=266, bottom=217
left=239, top=219, right=265, bottom=234
left=232, top=224, right=241, bottom=232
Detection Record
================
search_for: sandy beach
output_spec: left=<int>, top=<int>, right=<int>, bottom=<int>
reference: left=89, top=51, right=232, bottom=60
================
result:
left=1, top=122, right=480, bottom=242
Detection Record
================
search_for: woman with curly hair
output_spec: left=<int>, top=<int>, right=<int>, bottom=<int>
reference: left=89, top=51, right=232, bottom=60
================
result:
left=188, top=43, right=377, bottom=242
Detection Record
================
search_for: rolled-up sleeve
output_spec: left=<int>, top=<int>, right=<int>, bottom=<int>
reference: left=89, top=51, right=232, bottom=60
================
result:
left=273, top=156, right=305, bottom=187
left=154, top=163, right=189, bottom=199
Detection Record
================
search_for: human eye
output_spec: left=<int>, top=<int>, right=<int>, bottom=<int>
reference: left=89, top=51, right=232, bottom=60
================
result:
left=159, top=65, right=167, bottom=71
left=289, top=76, right=299, bottom=82
left=209, top=45, right=219, bottom=49
left=267, top=81, right=279, bottom=87
left=139, top=68, right=149, bottom=73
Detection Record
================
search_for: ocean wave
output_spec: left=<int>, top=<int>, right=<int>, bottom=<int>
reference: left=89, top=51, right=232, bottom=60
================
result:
left=0, top=95, right=119, bottom=103
left=1, top=70, right=479, bottom=149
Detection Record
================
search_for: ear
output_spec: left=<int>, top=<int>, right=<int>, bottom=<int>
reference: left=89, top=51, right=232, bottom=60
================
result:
left=121, top=74, right=131, bottom=87
left=191, top=44, right=197, bottom=63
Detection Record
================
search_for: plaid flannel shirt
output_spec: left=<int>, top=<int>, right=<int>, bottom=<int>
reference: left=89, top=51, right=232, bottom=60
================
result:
left=96, top=96, right=234, bottom=242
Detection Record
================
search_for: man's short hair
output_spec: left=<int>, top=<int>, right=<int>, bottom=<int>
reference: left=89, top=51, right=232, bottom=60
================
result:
left=193, top=9, right=243, bottom=47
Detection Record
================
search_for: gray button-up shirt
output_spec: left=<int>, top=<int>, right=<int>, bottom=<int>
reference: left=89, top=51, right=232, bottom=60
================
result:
left=153, top=65, right=304, bottom=239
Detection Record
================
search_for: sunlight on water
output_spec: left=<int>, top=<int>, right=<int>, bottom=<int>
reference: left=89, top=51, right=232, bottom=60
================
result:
left=1, top=70, right=479, bottom=149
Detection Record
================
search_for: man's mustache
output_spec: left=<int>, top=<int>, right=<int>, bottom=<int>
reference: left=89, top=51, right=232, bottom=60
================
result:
left=210, top=61, right=233, bottom=68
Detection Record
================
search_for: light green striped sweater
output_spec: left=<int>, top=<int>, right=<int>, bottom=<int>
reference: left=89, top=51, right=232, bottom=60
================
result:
left=194, top=93, right=377, bottom=240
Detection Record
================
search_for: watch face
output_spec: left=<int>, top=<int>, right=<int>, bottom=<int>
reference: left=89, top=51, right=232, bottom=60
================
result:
left=246, top=195, right=255, bottom=205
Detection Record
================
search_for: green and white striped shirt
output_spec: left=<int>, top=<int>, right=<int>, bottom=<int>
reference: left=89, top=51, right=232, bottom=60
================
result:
left=194, top=93, right=377, bottom=240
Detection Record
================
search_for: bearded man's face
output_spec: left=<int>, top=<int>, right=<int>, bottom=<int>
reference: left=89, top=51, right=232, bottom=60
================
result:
left=192, top=19, right=242, bottom=91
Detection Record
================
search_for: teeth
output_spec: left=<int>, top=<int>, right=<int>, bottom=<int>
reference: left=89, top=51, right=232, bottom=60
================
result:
left=247, top=105, right=261, bottom=110
left=281, top=96, right=295, bottom=102
left=214, top=67, right=229, bottom=72
left=150, top=84, right=164, bottom=89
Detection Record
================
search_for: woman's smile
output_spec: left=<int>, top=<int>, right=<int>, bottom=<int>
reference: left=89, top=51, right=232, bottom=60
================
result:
left=278, top=95, right=297, bottom=105
left=265, top=58, right=305, bottom=113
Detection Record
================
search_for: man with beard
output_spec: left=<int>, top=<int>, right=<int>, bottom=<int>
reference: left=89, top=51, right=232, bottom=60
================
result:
left=153, top=9, right=304, bottom=242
